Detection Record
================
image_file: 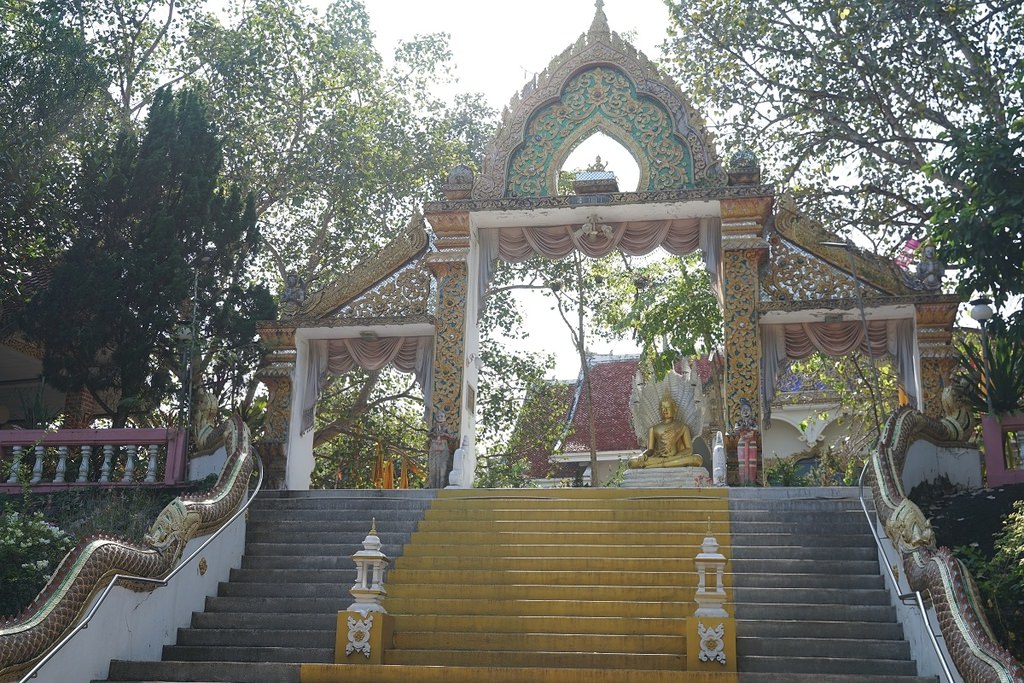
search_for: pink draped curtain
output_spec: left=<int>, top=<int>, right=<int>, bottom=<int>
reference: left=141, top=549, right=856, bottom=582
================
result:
left=325, top=337, right=422, bottom=374
left=477, top=217, right=722, bottom=319
left=761, top=319, right=918, bottom=421
left=303, top=336, right=433, bottom=434
left=495, top=218, right=702, bottom=261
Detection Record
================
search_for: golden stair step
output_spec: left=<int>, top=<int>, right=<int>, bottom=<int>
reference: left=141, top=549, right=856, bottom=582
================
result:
left=407, top=530, right=728, bottom=545
left=384, top=597, right=689, bottom=618
left=415, top=519, right=729, bottom=533
left=300, top=663, right=736, bottom=683
left=422, top=508, right=729, bottom=522
left=393, top=555, right=702, bottom=572
left=437, top=488, right=729, bottom=499
left=390, top=613, right=687, bottom=635
left=392, top=630, right=684, bottom=654
left=399, top=542, right=724, bottom=559
left=387, top=582, right=691, bottom=601
left=386, top=568, right=711, bottom=587
left=382, top=648, right=685, bottom=670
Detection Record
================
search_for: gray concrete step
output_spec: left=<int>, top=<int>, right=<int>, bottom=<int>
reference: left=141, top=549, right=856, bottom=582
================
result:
left=733, top=586, right=892, bottom=605
left=103, top=660, right=299, bottom=682
left=162, top=644, right=332, bottom=663
left=738, top=618, right=905, bottom=640
left=731, top=544, right=878, bottom=560
left=190, top=611, right=337, bottom=630
left=733, top=572, right=883, bottom=589
left=738, top=654, right=919, bottom=676
left=739, top=635, right=910, bottom=659
left=175, top=628, right=334, bottom=649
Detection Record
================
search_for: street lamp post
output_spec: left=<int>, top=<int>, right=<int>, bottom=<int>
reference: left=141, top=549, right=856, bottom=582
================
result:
left=969, top=297, right=996, bottom=415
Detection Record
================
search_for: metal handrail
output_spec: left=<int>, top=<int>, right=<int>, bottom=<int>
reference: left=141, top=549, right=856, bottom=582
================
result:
left=858, top=462, right=956, bottom=683
left=18, top=454, right=264, bottom=682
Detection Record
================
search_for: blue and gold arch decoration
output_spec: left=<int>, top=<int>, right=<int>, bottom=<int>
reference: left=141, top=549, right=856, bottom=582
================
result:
left=505, top=65, right=694, bottom=198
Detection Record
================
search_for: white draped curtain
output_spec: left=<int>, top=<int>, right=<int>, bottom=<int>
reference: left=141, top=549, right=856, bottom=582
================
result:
left=302, top=336, right=434, bottom=434
left=476, top=217, right=722, bottom=316
left=761, top=319, right=917, bottom=417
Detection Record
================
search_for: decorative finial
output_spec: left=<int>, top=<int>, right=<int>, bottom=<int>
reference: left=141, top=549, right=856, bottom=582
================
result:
left=589, top=0, right=610, bottom=38
left=370, top=517, right=377, bottom=535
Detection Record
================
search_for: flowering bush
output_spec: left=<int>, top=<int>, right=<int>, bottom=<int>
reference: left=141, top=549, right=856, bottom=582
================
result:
left=0, top=505, right=74, bottom=618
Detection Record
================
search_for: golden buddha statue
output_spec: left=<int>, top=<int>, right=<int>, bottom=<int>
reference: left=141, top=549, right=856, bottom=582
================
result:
left=628, top=361, right=705, bottom=470
left=629, top=396, right=701, bottom=468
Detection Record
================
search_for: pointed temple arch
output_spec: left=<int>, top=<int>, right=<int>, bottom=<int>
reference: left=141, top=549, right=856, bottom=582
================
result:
left=473, top=7, right=720, bottom=200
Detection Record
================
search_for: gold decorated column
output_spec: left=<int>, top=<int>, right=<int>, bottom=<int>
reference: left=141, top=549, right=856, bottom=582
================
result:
left=255, top=323, right=296, bottom=488
left=915, top=298, right=960, bottom=418
left=424, top=198, right=471, bottom=488
left=719, top=196, right=773, bottom=432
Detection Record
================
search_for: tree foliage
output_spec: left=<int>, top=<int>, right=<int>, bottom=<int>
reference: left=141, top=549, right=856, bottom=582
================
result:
left=21, top=88, right=274, bottom=427
left=593, top=252, right=722, bottom=377
left=0, top=0, right=104, bottom=302
left=186, top=0, right=494, bottom=285
left=664, top=0, right=1024, bottom=315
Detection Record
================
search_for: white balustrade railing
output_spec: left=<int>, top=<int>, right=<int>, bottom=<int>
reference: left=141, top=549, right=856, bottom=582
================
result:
left=1, top=428, right=187, bottom=490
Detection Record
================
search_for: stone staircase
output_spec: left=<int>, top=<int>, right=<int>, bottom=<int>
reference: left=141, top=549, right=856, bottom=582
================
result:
left=99, top=487, right=938, bottom=683
left=730, top=489, right=934, bottom=683
left=102, top=489, right=436, bottom=683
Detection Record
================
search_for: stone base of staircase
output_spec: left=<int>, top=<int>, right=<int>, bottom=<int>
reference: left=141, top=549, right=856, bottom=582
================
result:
left=621, top=466, right=712, bottom=488
left=98, top=487, right=939, bottom=683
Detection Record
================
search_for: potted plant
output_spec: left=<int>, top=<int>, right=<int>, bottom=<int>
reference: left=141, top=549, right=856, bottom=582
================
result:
left=958, top=324, right=1024, bottom=484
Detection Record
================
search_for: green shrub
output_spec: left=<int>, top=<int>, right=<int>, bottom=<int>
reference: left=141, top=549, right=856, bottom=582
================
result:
left=765, top=456, right=808, bottom=486
left=0, top=505, right=74, bottom=617
left=956, top=499, right=1024, bottom=662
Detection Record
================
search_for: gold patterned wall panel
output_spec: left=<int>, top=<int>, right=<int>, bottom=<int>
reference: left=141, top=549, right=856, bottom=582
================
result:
left=429, top=258, right=468, bottom=443
left=723, top=248, right=764, bottom=431
left=762, top=233, right=869, bottom=302
left=339, top=264, right=433, bottom=319
left=916, top=300, right=959, bottom=417
left=772, top=194, right=912, bottom=297
left=295, top=217, right=430, bottom=320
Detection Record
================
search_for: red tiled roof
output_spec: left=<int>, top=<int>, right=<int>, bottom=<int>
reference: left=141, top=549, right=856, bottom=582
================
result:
left=562, top=356, right=642, bottom=454
left=512, top=354, right=722, bottom=476
left=511, top=381, right=576, bottom=478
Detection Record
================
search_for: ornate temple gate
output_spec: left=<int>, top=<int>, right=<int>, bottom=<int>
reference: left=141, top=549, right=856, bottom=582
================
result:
left=256, top=4, right=958, bottom=489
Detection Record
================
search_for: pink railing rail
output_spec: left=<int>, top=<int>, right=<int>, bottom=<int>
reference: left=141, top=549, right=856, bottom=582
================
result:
left=0, top=428, right=187, bottom=492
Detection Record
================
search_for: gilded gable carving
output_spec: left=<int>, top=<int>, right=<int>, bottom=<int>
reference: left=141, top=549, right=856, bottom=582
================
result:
left=338, top=263, right=433, bottom=320
left=761, top=232, right=876, bottom=302
left=294, top=215, right=430, bottom=321
left=773, top=195, right=913, bottom=297
left=474, top=17, right=719, bottom=200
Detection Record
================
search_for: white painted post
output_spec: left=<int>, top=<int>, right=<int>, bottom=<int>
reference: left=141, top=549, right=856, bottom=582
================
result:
left=77, top=445, right=92, bottom=482
left=694, top=532, right=728, bottom=618
left=123, top=444, right=137, bottom=482
left=100, top=444, right=114, bottom=483
left=349, top=519, right=390, bottom=614
left=6, top=445, right=22, bottom=483
left=55, top=446, right=68, bottom=482
left=145, top=444, right=159, bottom=483
left=31, top=444, right=44, bottom=484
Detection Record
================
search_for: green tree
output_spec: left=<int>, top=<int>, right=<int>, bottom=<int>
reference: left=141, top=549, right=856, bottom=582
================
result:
left=21, top=87, right=274, bottom=427
left=593, top=252, right=722, bottom=377
left=185, top=0, right=490, bottom=286
left=664, top=0, right=1024, bottom=317
left=927, top=113, right=1024, bottom=315
left=0, top=0, right=104, bottom=303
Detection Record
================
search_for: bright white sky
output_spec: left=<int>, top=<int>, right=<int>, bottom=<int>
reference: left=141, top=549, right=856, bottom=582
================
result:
left=365, top=0, right=674, bottom=110
left=359, top=0, right=678, bottom=378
